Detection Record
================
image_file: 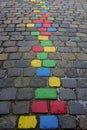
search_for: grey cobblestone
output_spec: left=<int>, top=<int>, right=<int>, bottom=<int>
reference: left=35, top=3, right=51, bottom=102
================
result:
left=79, top=116, right=87, bottom=130
left=0, top=116, right=17, bottom=129
left=0, top=78, right=14, bottom=88
left=12, top=101, right=29, bottom=114
left=15, top=77, right=31, bottom=87
left=76, top=88, right=87, bottom=100
left=68, top=101, right=86, bottom=115
left=0, top=70, right=6, bottom=78
left=59, top=115, right=76, bottom=129
left=0, top=102, right=10, bottom=114
left=59, top=88, right=76, bottom=100
left=0, top=88, right=16, bottom=100
left=16, top=60, right=29, bottom=68
left=17, top=88, right=33, bottom=100
left=61, top=78, right=77, bottom=88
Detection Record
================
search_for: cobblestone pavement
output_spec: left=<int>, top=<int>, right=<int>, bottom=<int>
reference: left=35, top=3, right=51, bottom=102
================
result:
left=0, top=0, right=87, bottom=129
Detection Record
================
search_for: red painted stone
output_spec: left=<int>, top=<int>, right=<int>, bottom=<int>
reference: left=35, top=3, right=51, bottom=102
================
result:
left=50, top=101, right=67, bottom=114
left=32, top=101, right=48, bottom=113
left=40, top=17, right=47, bottom=20
left=33, top=20, right=43, bottom=23
left=32, top=46, right=43, bottom=52
left=44, top=20, right=53, bottom=24
left=43, top=23, right=51, bottom=27
left=41, top=31, right=52, bottom=36
left=38, top=28, right=46, bottom=32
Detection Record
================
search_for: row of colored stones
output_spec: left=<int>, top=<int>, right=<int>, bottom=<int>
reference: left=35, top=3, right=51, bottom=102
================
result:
left=18, top=0, right=67, bottom=129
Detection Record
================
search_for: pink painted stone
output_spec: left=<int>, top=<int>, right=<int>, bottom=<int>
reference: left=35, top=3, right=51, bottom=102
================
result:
left=38, top=28, right=46, bottom=32
left=33, top=20, right=43, bottom=23
left=32, top=46, right=43, bottom=52
left=50, top=101, right=67, bottom=114
left=45, top=20, right=53, bottom=24
left=41, top=31, right=52, bottom=36
left=32, top=101, right=48, bottom=113
left=40, top=17, right=47, bottom=20
left=43, top=23, right=51, bottom=27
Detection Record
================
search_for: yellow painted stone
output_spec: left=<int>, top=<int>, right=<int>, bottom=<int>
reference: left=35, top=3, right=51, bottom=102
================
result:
left=26, top=23, right=34, bottom=27
left=40, top=1, right=45, bottom=3
left=49, top=77, right=61, bottom=87
left=44, top=47, right=56, bottom=52
left=31, top=59, right=42, bottom=67
left=38, top=36, right=49, bottom=40
left=33, top=10, right=40, bottom=13
left=18, top=116, right=37, bottom=129
left=31, top=0, right=36, bottom=2
left=41, top=6, right=46, bottom=8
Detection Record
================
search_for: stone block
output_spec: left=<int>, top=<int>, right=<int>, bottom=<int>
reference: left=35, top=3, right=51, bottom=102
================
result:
left=42, top=60, right=56, bottom=67
left=49, top=77, right=61, bottom=87
left=44, top=46, right=56, bottom=52
left=26, top=23, right=35, bottom=27
left=37, top=52, right=48, bottom=59
left=38, top=36, right=49, bottom=40
left=40, top=40, right=53, bottom=46
left=36, top=67, right=51, bottom=76
left=32, top=46, right=43, bottom=52
left=35, top=88, right=57, bottom=99
left=47, top=27, right=57, bottom=32
left=18, top=116, right=37, bottom=129
left=40, top=115, right=59, bottom=129
left=30, top=59, right=42, bottom=67
left=50, top=101, right=67, bottom=114
left=32, top=101, right=48, bottom=113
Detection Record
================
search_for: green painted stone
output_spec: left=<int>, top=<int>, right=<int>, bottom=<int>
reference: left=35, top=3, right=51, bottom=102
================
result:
left=45, top=7, right=49, bottom=10
left=37, top=0, right=42, bottom=2
left=36, top=14, right=41, bottom=18
left=35, top=88, right=57, bottom=99
left=37, top=52, right=48, bottom=59
left=48, top=17, right=55, bottom=20
left=31, top=31, right=40, bottom=36
left=36, top=4, right=43, bottom=6
left=40, top=41, right=53, bottom=46
left=43, top=60, right=56, bottom=67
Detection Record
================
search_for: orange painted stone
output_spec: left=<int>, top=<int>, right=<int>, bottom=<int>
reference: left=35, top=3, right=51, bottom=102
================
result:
left=50, top=101, right=67, bottom=114
left=32, top=101, right=48, bottom=113
left=43, top=23, right=51, bottom=27
left=32, top=46, right=43, bottom=52
left=41, top=31, right=52, bottom=36
left=38, top=28, right=46, bottom=32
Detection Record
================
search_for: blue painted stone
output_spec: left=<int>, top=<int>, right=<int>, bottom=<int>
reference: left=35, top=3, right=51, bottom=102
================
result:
left=35, top=23, right=42, bottom=28
left=36, top=68, right=51, bottom=76
left=44, top=4, right=48, bottom=6
left=40, top=115, right=59, bottom=129
left=40, top=10, right=48, bottom=13
left=47, top=28, right=57, bottom=32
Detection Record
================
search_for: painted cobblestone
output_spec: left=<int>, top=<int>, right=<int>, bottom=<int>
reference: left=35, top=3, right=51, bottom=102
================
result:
left=0, top=0, right=87, bottom=129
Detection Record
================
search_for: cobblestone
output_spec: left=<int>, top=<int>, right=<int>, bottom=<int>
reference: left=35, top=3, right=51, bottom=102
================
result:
left=0, top=88, right=16, bottom=100
left=0, top=102, right=10, bottom=114
left=0, top=116, right=17, bottom=129
left=12, top=101, right=30, bottom=114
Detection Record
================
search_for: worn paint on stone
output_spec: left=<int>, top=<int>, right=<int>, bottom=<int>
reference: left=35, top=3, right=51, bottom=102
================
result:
left=50, top=101, right=67, bottom=114
left=31, top=59, right=42, bottom=67
left=18, top=116, right=37, bottom=129
left=36, top=67, right=51, bottom=76
left=35, top=88, right=57, bottom=99
left=42, top=60, right=56, bottom=67
left=32, top=101, right=48, bottom=113
left=44, top=46, right=56, bottom=52
left=26, top=23, right=34, bottom=27
left=38, top=36, right=49, bottom=40
left=49, top=77, right=61, bottom=87
left=40, top=115, right=59, bottom=129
